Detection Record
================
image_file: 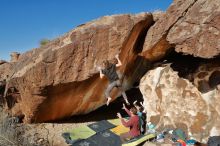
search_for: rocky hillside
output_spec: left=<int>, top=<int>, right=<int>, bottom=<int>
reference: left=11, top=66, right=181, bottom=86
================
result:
left=0, top=0, right=219, bottom=143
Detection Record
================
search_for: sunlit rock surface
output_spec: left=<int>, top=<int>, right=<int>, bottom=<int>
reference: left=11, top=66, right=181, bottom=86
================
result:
left=5, top=13, right=153, bottom=123
left=140, top=65, right=220, bottom=142
left=142, top=0, right=220, bottom=60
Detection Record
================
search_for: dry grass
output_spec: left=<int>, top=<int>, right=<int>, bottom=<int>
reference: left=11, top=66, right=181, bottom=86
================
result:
left=0, top=106, right=50, bottom=146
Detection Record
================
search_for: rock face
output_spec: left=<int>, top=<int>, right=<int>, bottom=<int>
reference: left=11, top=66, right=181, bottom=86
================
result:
left=6, top=13, right=153, bottom=122
left=140, top=0, right=220, bottom=141
left=1, top=1, right=219, bottom=135
left=0, top=62, right=13, bottom=80
left=193, top=62, right=220, bottom=93
left=142, top=0, right=220, bottom=59
left=10, top=52, right=20, bottom=62
left=139, top=65, right=220, bottom=143
left=0, top=60, right=7, bottom=65
left=167, top=0, right=220, bottom=58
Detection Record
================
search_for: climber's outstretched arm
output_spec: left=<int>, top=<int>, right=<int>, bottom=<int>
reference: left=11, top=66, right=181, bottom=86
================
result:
left=98, top=67, right=104, bottom=79
left=115, top=54, right=122, bottom=67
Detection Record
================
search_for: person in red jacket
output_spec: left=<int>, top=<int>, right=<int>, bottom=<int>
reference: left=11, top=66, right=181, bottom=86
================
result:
left=117, top=104, right=140, bottom=143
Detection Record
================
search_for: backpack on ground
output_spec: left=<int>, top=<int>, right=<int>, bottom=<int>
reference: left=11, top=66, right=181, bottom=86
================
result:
left=207, top=136, right=220, bottom=146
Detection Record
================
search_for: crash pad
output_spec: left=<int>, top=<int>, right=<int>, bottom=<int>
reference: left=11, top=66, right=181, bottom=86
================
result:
left=122, top=133, right=156, bottom=146
left=110, top=124, right=129, bottom=135
left=107, top=118, right=121, bottom=126
left=73, top=130, right=121, bottom=146
left=68, top=125, right=96, bottom=140
left=88, top=120, right=116, bottom=133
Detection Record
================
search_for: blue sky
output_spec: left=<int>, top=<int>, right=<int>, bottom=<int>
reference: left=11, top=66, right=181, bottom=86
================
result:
left=0, top=0, right=172, bottom=61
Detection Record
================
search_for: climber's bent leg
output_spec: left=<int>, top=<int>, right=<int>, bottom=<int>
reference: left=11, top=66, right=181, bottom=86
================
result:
left=116, top=80, right=130, bottom=105
left=105, top=80, right=118, bottom=106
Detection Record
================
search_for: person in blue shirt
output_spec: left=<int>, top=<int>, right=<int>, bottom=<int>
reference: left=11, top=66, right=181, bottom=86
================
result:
left=133, top=101, right=146, bottom=134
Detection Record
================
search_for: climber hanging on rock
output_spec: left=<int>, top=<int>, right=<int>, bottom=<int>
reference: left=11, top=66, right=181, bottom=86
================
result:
left=98, top=54, right=130, bottom=106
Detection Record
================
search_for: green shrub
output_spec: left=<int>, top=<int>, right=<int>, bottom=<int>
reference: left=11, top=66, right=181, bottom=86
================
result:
left=40, top=39, right=50, bottom=47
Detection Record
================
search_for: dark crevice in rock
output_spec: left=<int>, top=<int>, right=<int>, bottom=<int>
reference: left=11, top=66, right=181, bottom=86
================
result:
left=132, top=19, right=154, bottom=54
left=0, top=79, right=20, bottom=110
left=209, top=70, right=220, bottom=89
left=163, top=50, right=203, bottom=78
left=129, top=56, right=153, bottom=87
left=120, top=14, right=154, bottom=62
left=120, top=16, right=154, bottom=89
left=155, top=50, right=220, bottom=93
left=5, top=87, right=20, bottom=109
left=0, top=80, right=6, bottom=106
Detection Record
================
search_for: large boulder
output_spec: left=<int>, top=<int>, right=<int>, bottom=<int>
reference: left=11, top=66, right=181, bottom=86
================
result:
left=0, top=60, right=7, bottom=65
left=142, top=0, right=220, bottom=60
left=0, top=62, right=13, bottom=106
left=0, top=62, right=13, bottom=81
left=139, top=65, right=220, bottom=143
left=167, top=0, right=220, bottom=58
left=10, top=52, right=20, bottom=62
left=5, top=13, right=153, bottom=123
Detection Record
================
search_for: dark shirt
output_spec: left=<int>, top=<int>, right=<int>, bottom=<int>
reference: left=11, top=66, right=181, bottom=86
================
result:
left=137, top=111, right=147, bottom=134
left=121, top=108, right=140, bottom=137
left=102, top=63, right=119, bottom=83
